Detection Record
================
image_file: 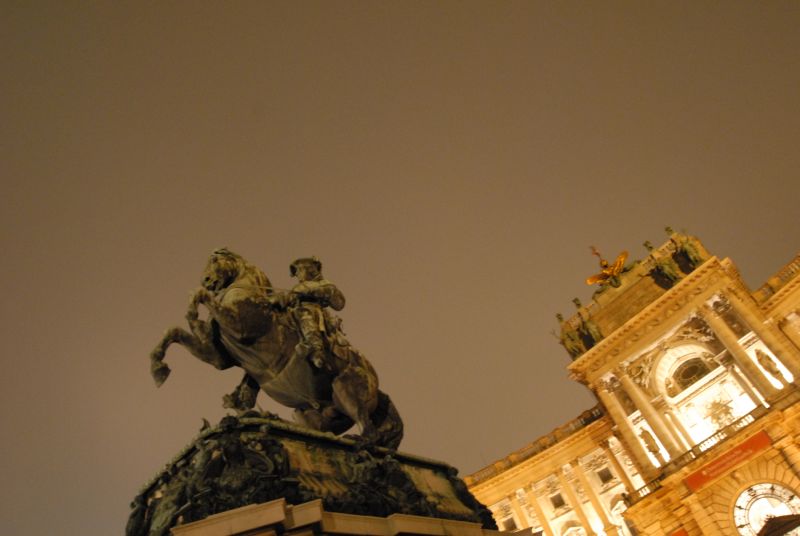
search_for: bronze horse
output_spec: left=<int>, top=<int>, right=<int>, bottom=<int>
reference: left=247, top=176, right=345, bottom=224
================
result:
left=149, top=249, right=403, bottom=449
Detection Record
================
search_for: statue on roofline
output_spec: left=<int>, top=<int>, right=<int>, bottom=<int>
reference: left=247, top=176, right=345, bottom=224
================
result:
left=643, top=240, right=682, bottom=289
left=571, top=298, right=604, bottom=350
left=149, top=248, right=403, bottom=449
left=585, top=246, right=628, bottom=289
left=665, top=226, right=705, bottom=272
left=555, top=313, right=586, bottom=359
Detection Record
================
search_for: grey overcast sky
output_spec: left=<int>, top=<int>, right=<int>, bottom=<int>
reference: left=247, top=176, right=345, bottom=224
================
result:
left=2, top=2, right=800, bottom=534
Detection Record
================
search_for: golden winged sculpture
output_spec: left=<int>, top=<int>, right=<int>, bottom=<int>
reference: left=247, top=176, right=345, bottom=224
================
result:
left=586, top=246, right=628, bottom=287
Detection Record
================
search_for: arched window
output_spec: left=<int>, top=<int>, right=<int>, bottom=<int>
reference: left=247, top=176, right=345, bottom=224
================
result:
left=672, top=357, right=712, bottom=392
left=652, top=342, right=717, bottom=398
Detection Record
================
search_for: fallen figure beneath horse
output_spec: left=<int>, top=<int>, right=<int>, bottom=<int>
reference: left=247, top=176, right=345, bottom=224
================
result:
left=149, top=249, right=403, bottom=450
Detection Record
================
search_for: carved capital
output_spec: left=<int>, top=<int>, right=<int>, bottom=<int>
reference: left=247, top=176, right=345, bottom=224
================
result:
left=700, top=302, right=717, bottom=319
left=597, top=376, right=620, bottom=393
left=569, top=370, right=588, bottom=385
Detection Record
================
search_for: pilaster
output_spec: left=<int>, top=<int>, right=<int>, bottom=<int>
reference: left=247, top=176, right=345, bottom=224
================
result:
left=508, top=493, right=527, bottom=530
left=684, top=494, right=724, bottom=536
left=524, top=486, right=555, bottom=536
left=557, top=466, right=595, bottom=535
left=599, top=439, right=636, bottom=494
left=571, top=459, right=619, bottom=536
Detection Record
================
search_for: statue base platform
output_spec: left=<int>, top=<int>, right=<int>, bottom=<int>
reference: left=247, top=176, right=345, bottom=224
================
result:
left=127, top=413, right=497, bottom=536
left=171, top=497, right=502, bottom=535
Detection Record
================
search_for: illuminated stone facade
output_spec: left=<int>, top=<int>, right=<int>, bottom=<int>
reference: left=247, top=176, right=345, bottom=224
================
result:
left=466, top=234, right=800, bottom=536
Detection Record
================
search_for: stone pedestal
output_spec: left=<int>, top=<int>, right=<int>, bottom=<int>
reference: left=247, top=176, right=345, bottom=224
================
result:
left=172, top=498, right=501, bottom=536
left=127, top=413, right=495, bottom=536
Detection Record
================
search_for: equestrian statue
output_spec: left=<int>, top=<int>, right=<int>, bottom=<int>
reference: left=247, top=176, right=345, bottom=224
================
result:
left=149, top=249, right=403, bottom=450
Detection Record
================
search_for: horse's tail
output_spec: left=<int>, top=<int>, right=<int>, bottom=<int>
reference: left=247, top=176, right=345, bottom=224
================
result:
left=370, top=390, right=404, bottom=450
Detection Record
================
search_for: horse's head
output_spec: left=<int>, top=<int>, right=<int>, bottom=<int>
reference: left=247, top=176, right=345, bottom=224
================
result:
left=202, top=248, right=245, bottom=292
left=202, top=248, right=272, bottom=294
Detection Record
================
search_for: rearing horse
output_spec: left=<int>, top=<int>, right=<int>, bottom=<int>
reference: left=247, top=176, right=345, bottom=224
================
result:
left=149, top=248, right=403, bottom=449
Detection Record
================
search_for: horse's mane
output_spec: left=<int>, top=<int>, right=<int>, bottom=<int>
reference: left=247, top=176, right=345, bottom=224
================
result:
left=212, top=248, right=272, bottom=294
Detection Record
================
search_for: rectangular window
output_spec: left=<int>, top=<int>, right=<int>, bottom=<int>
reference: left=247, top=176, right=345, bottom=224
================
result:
left=502, top=518, right=517, bottom=531
left=597, top=467, right=614, bottom=484
left=550, top=493, right=565, bottom=509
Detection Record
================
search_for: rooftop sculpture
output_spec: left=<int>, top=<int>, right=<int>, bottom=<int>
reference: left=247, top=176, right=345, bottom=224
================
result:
left=585, top=246, right=628, bottom=288
left=149, top=248, right=403, bottom=449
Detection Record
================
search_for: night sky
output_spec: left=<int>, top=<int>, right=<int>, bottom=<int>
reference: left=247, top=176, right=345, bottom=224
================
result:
left=3, top=3, right=800, bottom=534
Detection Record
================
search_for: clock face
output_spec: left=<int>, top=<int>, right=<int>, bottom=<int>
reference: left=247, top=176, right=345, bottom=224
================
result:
left=733, top=482, right=800, bottom=536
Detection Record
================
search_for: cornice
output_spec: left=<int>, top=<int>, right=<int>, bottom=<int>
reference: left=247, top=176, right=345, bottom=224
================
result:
left=568, top=257, right=729, bottom=381
left=468, top=417, right=613, bottom=498
left=762, top=274, right=800, bottom=316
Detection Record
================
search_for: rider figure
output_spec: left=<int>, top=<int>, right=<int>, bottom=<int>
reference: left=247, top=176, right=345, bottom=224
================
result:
left=285, top=257, right=346, bottom=373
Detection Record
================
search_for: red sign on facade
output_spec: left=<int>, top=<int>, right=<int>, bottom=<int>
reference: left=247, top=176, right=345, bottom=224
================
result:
left=684, top=430, right=772, bottom=492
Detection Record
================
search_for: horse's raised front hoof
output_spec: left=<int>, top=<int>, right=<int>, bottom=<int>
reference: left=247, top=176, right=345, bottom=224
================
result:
left=150, top=346, right=166, bottom=363
left=151, top=362, right=171, bottom=387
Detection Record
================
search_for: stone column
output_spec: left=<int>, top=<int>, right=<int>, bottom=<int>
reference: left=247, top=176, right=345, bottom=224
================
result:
left=779, top=314, right=800, bottom=351
left=599, top=439, right=635, bottom=494
left=508, top=493, right=528, bottom=530
left=557, top=467, right=595, bottom=535
left=595, top=384, right=657, bottom=480
left=721, top=359, right=764, bottom=406
left=524, top=486, right=555, bottom=536
left=701, top=307, right=781, bottom=399
left=570, top=459, right=619, bottom=536
left=652, top=397, right=692, bottom=451
left=619, top=374, right=682, bottom=458
left=727, top=293, right=800, bottom=377
left=663, top=407, right=693, bottom=450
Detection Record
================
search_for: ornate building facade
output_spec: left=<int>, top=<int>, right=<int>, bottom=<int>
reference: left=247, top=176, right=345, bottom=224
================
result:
left=466, top=233, right=800, bottom=536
